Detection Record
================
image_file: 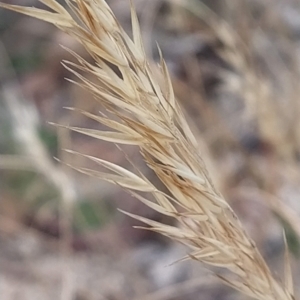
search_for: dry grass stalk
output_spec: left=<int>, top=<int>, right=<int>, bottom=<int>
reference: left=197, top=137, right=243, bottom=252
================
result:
left=0, top=1, right=295, bottom=299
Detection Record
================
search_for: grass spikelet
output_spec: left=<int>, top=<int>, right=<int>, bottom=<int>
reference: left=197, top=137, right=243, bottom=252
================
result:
left=0, top=1, right=295, bottom=299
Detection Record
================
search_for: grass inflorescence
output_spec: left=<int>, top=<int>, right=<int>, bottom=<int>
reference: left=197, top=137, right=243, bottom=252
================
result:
left=0, top=1, right=296, bottom=299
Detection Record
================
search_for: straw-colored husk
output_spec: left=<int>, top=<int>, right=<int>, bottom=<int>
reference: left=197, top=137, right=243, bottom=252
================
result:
left=0, top=1, right=295, bottom=299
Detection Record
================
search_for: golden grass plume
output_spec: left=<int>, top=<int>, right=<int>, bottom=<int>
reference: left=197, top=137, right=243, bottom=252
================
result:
left=0, top=1, right=296, bottom=299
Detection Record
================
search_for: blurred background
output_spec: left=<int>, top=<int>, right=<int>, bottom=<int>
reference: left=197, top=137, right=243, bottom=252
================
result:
left=1, top=0, right=300, bottom=299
